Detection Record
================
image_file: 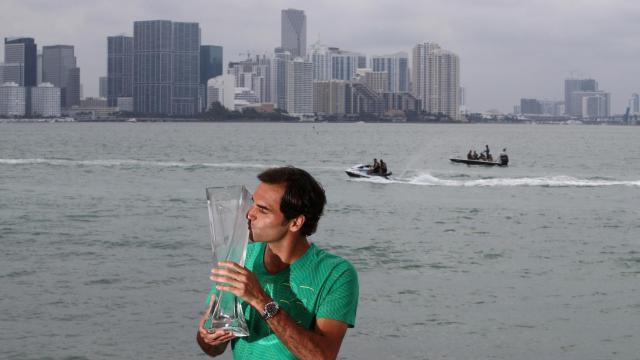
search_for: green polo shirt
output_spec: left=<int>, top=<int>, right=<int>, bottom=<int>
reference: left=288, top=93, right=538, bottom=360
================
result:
left=208, top=241, right=359, bottom=359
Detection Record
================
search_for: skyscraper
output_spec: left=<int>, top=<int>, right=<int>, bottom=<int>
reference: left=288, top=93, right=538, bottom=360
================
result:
left=107, top=35, right=133, bottom=107
left=133, top=20, right=200, bottom=116
left=281, top=9, right=306, bottom=58
left=42, top=45, right=80, bottom=108
left=285, top=57, right=313, bottom=115
left=412, top=42, right=460, bottom=120
left=370, top=52, right=409, bottom=93
left=4, top=37, right=37, bottom=87
left=200, top=45, right=223, bottom=84
left=564, top=78, right=597, bottom=116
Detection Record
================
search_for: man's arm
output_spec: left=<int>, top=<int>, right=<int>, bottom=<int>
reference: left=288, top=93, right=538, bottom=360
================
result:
left=196, top=294, right=235, bottom=357
left=212, top=262, right=350, bottom=360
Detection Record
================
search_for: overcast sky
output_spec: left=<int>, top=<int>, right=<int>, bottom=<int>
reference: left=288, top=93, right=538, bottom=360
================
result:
left=2, top=0, right=639, bottom=113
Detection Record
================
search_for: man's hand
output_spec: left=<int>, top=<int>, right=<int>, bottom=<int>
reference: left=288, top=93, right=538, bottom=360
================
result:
left=196, top=294, right=234, bottom=356
left=210, top=261, right=271, bottom=310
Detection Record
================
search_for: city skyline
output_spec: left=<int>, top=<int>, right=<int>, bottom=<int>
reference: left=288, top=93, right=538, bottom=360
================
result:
left=1, top=0, right=639, bottom=113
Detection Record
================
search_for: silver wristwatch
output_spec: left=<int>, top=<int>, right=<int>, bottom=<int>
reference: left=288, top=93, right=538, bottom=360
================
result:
left=261, top=301, right=280, bottom=320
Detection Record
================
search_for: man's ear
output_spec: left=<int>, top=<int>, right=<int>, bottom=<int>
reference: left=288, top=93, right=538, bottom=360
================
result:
left=289, top=214, right=306, bottom=233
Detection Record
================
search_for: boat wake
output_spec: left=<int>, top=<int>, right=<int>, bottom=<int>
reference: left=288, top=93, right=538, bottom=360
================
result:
left=353, top=172, right=640, bottom=187
left=0, top=158, right=269, bottom=170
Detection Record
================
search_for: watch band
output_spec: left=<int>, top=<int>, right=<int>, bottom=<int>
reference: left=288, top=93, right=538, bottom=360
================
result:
left=261, top=301, right=280, bottom=320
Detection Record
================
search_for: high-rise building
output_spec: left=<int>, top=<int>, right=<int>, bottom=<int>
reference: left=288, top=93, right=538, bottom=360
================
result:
left=629, top=93, right=639, bottom=114
left=206, top=74, right=235, bottom=111
left=313, top=80, right=347, bottom=115
left=4, top=37, right=37, bottom=87
left=281, top=9, right=306, bottom=58
left=99, top=76, right=108, bottom=98
left=520, top=98, right=542, bottom=114
left=355, top=68, right=388, bottom=94
left=285, top=57, right=313, bottom=115
left=133, top=20, right=200, bottom=116
left=271, top=48, right=291, bottom=109
left=227, top=55, right=271, bottom=104
left=107, top=35, right=133, bottom=107
left=200, top=45, right=223, bottom=84
left=0, top=82, right=26, bottom=116
left=412, top=42, right=460, bottom=120
left=0, top=63, right=23, bottom=86
left=30, top=82, right=61, bottom=117
left=564, top=78, right=597, bottom=116
left=572, top=91, right=610, bottom=118
left=370, top=52, right=409, bottom=93
left=37, top=52, right=42, bottom=84
left=42, top=45, right=80, bottom=108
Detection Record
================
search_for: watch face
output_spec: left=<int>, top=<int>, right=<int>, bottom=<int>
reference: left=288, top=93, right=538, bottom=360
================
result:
left=264, top=301, right=279, bottom=319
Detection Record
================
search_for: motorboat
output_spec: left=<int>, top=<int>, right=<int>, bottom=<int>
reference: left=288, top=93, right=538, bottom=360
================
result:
left=450, top=158, right=507, bottom=167
left=345, top=164, right=392, bottom=179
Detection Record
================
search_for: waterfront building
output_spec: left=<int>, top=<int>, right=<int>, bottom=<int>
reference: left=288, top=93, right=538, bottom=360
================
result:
left=42, top=45, right=81, bottom=108
left=564, top=78, right=597, bottom=116
left=30, top=82, right=61, bottom=117
left=313, top=80, right=347, bottom=115
left=99, top=76, right=108, bottom=98
left=133, top=20, right=200, bottom=116
left=412, top=42, right=460, bottom=120
left=270, top=48, right=291, bottom=109
left=285, top=57, right=313, bottom=116
left=281, top=9, right=306, bottom=58
left=573, top=91, right=610, bottom=118
left=0, top=82, right=26, bottom=116
left=355, top=68, right=389, bottom=94
left=200, top=45, right=223, bottom=111
left=382, top=92, right=421, bottom=113
left=107, top=35, right=133, bottom=107
left=521, top=98, right=542, bottom=114
left=37, top=52, right=42, bottom=84
left=207, top=74, right=235, bottom=110
left=347, top=82, right=384, bottom=115
left=117, top=97, right=134, bottom=112
left=0, top=63, right=24, bottom=87
left=4, top=37, right=37, bottom=87
left=227, top=55, right=272, bottom=104
left=370, top=52, right=409, bottom=93
left=200, top=45, right=223, bottom=84
left=309, top=41, right=330, bottom=81
left=629, top=93, right=639, bottom=114
left=329, top=48, right=365, bottom=81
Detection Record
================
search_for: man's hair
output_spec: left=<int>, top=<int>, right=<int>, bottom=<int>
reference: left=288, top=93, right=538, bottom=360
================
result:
left=257, top=166, right=326, bottom=236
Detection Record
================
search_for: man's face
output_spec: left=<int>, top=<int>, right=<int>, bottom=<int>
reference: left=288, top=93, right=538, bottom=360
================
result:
left=246, top=182, right=290, bottom=243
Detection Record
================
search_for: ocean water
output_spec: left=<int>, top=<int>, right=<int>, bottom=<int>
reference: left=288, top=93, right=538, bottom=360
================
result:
left=1, top=122, right=639, bottom=360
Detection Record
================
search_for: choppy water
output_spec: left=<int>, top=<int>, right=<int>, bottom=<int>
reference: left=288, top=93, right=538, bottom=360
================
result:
left=1, top=123, right=639, bottom=359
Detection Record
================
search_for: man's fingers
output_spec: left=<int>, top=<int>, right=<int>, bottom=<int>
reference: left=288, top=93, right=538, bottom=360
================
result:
left=217, top=261, right=246, bottom=273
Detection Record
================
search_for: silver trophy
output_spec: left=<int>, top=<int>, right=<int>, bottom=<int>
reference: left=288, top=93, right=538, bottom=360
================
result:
left=204, top=185, right=251, bottom=337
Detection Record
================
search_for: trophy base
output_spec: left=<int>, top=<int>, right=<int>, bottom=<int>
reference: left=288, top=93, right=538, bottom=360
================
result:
left=207, top=321, right=250, bottom=337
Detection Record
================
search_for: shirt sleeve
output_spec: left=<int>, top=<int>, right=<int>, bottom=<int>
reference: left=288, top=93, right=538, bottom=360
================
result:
left=316, top=262, right=359, bottom=327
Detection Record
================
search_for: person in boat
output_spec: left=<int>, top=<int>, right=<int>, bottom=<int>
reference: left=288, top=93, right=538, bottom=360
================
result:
left=479, top=152, right=486, bottom=161
left=198, top=167, right=359, bottom=359
left=370, top=158, right=380, bottom=174
left=499, top=148, right=509, bottom=166
left=472, top=151, right=479, bottom=160
left=379, top=159, right=388, bottom=175
left=484, top=145, right=491, bottom=159
left=487, top=153, right=494, bottom=162
left=467, top=150, right=473, bottom=160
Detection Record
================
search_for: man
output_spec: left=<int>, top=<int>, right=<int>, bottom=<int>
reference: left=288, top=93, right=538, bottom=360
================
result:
left=499, top=148, right=509, bottom=166
left=197, top=166, right=359, bottom=359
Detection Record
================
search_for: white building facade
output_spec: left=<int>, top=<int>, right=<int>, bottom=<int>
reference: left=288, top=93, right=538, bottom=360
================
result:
left=207, top=74, right=236, bottom=110
left=285, top=58, right=313, bottom=116
left=412, top=42, right=461, bottom=120
left=370, top=52, right=409, bottom=93
left=0, top=82, right=26, bottom=116
left=30, top=83, right=61, bottom=117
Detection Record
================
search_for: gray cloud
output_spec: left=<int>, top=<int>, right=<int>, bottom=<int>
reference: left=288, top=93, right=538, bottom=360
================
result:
left=1, top=0, right=638, bottom=113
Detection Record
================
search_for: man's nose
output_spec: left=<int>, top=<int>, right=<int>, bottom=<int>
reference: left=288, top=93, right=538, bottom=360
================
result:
left=246, top=205, right=256, bottom=220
